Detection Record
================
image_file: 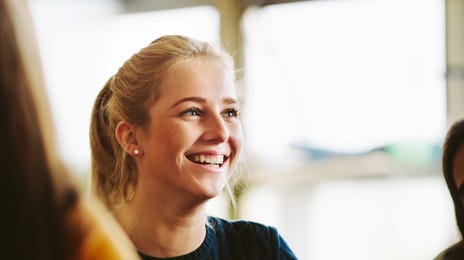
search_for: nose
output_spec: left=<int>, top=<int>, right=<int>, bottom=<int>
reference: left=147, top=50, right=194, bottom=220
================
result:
left=202, top=113, right=230, bottom=143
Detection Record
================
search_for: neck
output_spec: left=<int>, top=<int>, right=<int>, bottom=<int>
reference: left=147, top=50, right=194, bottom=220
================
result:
left=113, top=187, right=208, bottom=258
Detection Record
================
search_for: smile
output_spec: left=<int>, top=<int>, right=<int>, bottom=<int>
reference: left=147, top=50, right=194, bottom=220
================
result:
left=187, top=154, right=228, bottom=167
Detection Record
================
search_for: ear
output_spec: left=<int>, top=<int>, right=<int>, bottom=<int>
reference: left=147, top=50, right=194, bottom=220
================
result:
left=115, top=121, right=141, bottom=156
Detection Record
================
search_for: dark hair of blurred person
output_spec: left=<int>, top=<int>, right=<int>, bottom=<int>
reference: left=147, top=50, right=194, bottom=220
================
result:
left=435, top=119, right=464, bottom=259
left=0, top=0, right=139, bottom=259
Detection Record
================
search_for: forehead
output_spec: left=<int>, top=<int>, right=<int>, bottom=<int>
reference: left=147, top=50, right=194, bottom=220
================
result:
left=159, top=58, right=236, bottom=98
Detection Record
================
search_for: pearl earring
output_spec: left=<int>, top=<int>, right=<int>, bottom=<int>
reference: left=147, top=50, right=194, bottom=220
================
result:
left=134, top=149, right=140, bottom=155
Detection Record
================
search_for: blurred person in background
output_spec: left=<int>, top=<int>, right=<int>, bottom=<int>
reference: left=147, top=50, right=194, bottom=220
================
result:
left=0, top=0, right=139, bottom=259
left=90, top=34, right=297, bottom=259
left=435, top=119, right=464, bottom=259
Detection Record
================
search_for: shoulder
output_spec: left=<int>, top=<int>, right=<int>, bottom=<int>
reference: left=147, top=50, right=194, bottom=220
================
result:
left=209, top=216, right=276, bottom=235
left=435, top=241, right=464, bottom=260
left=208, top=216, right=298, bottom=259
left=74, top=199, right=140, bottom=260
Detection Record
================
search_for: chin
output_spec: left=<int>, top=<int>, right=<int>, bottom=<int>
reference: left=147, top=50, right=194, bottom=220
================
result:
left=195, top=182, right=226, bottom=201
left=202, top=188, right=224, bottom=200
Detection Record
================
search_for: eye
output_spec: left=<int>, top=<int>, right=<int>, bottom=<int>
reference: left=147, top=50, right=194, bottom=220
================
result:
left=180, top=107, right=202, bottom=117
left=223, top=108, right=240, bottom=118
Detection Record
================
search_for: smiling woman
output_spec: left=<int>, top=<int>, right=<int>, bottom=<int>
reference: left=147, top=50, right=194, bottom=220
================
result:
left=119, top=58, right=242, bottom=203
left=89, top=35, right=298, bottom=259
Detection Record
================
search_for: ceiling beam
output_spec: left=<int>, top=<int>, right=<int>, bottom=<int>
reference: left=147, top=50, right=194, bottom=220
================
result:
left=120, top=0, right=213, bottom=13
left=120, top=0, right=311, bottom=13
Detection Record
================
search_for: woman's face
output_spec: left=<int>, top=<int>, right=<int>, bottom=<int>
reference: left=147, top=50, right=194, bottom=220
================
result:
left=137, top=58, right=243, bottom=201
left=454, top=144, right=464, bottom=204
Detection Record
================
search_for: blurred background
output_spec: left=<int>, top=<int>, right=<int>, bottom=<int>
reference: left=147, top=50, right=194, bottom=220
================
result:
left=27, top=0, right=464, bottom=259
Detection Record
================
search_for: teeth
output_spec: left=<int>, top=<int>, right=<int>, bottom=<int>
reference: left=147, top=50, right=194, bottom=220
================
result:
left=191, top=154, right=224, bottom=165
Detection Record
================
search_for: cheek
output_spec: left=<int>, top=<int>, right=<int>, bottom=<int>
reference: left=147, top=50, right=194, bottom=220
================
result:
left=454, top=159, right=464, bottom=189
left=158, top=125, right=199, bottom=152
left=230, top=124, right=244, bottom=153
left=145, top=127, right=181, bottom=159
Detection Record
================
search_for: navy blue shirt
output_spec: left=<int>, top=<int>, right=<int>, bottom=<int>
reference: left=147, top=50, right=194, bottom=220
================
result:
left=138, top=216, right=298, bottom=260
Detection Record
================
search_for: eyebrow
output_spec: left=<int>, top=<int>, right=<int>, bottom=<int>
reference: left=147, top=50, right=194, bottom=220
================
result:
left=170, top=96, right=239, bottom=109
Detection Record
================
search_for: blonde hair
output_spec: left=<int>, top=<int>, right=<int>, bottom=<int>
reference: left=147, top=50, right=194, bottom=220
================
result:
left=90, top=35, right=239, bottom=210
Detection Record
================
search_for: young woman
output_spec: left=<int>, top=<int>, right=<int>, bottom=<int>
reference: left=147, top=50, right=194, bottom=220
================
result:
left=0, top=0, right=139, bottom=259
left=90, top=35, right=297, bottom=259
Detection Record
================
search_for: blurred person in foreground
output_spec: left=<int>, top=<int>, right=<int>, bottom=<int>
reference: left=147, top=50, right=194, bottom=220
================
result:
left=90, top=34, right=298, bottom=259
left=0, top=0, right=139, bottom=259
left=435, top=119, right=464, bottom=259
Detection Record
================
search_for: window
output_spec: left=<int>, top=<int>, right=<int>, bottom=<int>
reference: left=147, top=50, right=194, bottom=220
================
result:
left=242, top=0, right=446, bottom=160
left=241, top=1, right=450, bottom=259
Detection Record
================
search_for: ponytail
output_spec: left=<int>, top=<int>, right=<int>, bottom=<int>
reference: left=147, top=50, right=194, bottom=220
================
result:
left=90, top=77, right=137, bottom=210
